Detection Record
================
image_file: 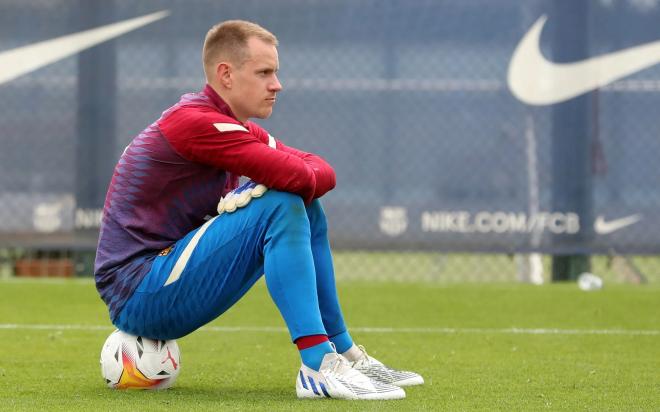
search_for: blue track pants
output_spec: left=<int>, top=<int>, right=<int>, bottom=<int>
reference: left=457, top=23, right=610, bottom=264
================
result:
left=114, top=190, right=348, bottom=342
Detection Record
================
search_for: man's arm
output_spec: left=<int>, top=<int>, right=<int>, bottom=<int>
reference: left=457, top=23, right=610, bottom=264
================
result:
left=159, top=107, right=328, bottom=203
left=246, top=122, right=336, bottom=199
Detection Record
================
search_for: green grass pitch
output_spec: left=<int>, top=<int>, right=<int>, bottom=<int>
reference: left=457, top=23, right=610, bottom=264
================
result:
left=0, top=278, right=658, bottom=411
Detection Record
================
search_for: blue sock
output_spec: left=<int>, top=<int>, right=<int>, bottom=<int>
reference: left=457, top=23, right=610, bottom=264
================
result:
left=329, top=330, right=353, bottom=354
left=299, top=341, right=334, bottom=371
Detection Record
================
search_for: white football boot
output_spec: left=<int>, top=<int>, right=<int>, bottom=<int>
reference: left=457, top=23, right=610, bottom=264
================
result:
left=296, top=352, right=405, bottom=400
left=347, top=345, right=424, bottom=387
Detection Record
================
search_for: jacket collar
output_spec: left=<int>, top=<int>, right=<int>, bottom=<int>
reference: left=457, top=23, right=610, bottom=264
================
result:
left=202, top=84, right=241, bottom=122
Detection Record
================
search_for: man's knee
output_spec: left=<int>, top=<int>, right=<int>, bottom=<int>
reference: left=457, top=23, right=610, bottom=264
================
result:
left=259, top=191, right=312, bottom=241
left=264, top=190, right=307, bottom=218
left=266, top=189, right=305, bottom=206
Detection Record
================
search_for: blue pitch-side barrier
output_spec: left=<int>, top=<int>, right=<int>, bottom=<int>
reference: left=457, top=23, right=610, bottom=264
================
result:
left=1, top=0, right=660, bottom=254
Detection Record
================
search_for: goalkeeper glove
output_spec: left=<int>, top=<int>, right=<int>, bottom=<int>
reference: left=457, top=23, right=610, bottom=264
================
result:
left=217, top=180, right=268, bottom=215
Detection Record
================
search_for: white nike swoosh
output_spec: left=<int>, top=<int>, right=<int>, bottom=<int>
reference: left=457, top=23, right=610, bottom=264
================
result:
left=0, top=10, right=169, bottom=86
left=594, top=214, right=642, bottom=235
left=507, top=15, right=660, bottom=105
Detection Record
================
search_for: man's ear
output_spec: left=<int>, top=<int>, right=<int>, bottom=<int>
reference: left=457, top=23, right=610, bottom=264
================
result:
left=216, top=62, right=232, bottom=89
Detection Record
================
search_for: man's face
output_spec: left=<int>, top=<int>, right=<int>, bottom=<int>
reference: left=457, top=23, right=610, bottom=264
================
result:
left=228, top=37, right=282, bottom=122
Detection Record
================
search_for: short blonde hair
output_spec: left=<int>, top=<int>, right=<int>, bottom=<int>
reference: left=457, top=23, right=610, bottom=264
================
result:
left=202, top=20, right=278, bottom=80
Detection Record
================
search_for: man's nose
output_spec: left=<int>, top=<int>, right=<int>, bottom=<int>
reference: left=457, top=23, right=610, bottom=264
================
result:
left=270, top=75, right=283, bottom=92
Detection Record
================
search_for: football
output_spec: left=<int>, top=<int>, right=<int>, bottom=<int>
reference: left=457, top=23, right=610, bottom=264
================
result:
left=100, top=329, right=181, bottom=389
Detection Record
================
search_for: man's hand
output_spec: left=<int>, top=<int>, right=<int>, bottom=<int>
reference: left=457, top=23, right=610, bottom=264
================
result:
left=217, top=180, right=268, bottom=215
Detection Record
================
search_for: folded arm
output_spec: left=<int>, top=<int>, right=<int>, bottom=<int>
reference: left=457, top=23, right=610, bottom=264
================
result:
left=159, top=107, right=335, bottom=203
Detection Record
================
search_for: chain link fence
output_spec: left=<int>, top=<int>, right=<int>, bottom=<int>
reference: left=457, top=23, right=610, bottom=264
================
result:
left=1, top=0, right=659, bottom=283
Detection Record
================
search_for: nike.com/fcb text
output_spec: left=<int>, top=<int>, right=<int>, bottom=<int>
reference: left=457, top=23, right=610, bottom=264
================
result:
left=421, top=211, right=579, bottom=234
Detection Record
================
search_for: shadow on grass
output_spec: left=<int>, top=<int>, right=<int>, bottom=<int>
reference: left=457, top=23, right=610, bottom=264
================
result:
left=82, top=384, right=294, bottom=403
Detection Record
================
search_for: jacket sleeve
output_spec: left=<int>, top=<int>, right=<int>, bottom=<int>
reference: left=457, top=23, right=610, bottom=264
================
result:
left=158, top=107, right=319, bottom=203
left=246, top=122, right=336, bottom=199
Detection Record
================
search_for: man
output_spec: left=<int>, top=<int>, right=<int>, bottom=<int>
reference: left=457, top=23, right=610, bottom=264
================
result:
left=95, top=20, right=423, bottom=400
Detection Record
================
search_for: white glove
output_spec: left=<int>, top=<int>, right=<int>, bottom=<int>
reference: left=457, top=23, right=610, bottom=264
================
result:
left=217, top=180, right=268, bottom=215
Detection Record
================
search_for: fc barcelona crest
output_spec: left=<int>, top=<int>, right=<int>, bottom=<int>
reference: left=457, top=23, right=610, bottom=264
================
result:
left=379, top=207, right=408, bottom=237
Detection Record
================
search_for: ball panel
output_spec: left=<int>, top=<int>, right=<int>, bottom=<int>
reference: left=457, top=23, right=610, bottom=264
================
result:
left=100, top=330, right=181, bottom=390
left=115, top=347, right=165, bottom=389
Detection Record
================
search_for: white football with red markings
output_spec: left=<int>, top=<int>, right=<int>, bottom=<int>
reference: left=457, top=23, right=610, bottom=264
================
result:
left=100, top=329, right=181, bottom=389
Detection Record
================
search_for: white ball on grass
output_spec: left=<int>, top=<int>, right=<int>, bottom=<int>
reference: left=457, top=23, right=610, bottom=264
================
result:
left=100, top=329, right=180, bottom=389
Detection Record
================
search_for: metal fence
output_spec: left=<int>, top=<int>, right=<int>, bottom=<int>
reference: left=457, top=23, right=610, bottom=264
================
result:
left=1, top=0, right=659, bottom=283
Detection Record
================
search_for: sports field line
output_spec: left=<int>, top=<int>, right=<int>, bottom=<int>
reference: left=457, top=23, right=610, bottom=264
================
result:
left=0, top=323, right=658, bottom=336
